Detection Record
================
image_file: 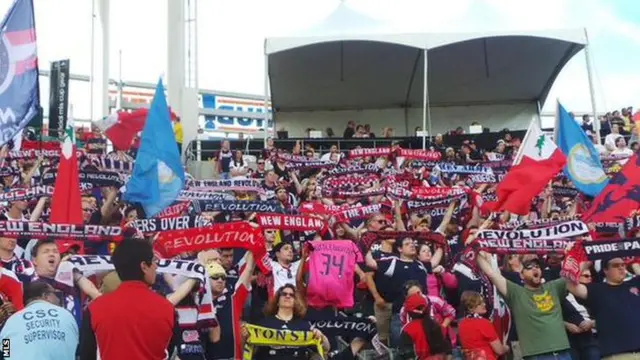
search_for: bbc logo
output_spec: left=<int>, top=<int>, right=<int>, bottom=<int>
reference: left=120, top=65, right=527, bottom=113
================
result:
left=1, top=338, right=8, bottom=357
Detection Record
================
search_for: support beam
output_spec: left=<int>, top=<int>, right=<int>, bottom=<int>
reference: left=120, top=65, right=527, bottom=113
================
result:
left=167, top=0, right=186, bottom=117
left=91, top=0, right=110, bottom=120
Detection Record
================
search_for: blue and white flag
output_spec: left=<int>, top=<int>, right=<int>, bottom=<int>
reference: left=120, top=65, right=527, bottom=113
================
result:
left=123, top=78, right=184, bottom=217
left=0, top=0, right=39, bottom=147
left=555, top=101, right=608, bottom=197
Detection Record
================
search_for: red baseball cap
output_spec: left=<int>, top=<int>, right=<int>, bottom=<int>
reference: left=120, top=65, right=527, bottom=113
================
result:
left=404, top=293, right=428, bottom=313
left=56, top=240, right=84, bottom=255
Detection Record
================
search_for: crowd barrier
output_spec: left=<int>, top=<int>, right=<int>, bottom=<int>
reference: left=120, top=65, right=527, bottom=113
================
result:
left=186, top=130, right=528, bottom=162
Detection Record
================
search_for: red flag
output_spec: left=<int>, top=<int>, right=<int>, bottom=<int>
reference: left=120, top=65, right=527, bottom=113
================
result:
left=50, top=136, right=84, bottom=254
left=582, top=154, right=640, bottom=223
left=95, top=108, right=177, bottom=151
left=488, top=152, right=566, bottom=215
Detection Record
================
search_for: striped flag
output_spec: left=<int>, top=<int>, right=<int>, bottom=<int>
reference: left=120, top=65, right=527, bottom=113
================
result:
left=0, top=0, right=39, bottom=147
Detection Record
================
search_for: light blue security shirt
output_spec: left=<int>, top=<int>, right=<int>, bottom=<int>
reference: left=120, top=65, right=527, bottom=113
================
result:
left=0, top=300, right=78, bottom=360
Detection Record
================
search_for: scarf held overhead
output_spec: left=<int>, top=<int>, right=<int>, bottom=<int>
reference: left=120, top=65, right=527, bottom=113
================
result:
left=255, top=214, right=326, bottom=231
left=562, top=238, right=640, bottom=282
left=0, top=221, right=124, bottom=241
left=154, top=221, right=271, bottom=273
left=131, top=215, right=211, bottom=233
left=192, top=200, right=283, bottom=214
left=471, top=238, right=574, bottom=255
left=41, top=170, right=123, bottom=188
left=476, top=221, right=589, bottom=241
left=187, top=178, right=264, bottom=192
left=55, top=255, right=216, bottom=328
left=0, top=185, right=53, bottom=202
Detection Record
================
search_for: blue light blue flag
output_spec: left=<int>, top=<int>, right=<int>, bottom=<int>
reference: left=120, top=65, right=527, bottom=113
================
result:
left=123, top=78, right=184, bottom=217
left=0, top=0, right=40, bottom=146
left=555, top=101, right=608, bottom=197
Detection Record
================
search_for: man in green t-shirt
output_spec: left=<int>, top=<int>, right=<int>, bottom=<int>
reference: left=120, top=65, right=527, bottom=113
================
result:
left=477, top=252, right=571, bottom=359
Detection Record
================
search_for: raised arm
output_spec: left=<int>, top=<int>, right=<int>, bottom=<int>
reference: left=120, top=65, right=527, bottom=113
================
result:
left=238, top=252, right=255, bottom=288
left=436, top=200, right=457, bottom=234
left=476, top=251, right=507, bottom=296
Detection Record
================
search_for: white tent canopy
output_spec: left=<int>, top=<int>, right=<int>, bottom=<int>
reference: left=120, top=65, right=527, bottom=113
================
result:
left=266, top=29, right=587, bottom=111
left=263, top=4, right=593, bottom=142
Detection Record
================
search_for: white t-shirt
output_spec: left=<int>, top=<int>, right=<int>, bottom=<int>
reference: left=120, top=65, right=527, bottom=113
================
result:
left=270, top=260, right=301, bottom=293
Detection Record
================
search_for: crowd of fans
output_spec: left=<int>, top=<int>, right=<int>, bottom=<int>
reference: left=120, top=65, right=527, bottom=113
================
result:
left=0, top=108, right=638, bottom=360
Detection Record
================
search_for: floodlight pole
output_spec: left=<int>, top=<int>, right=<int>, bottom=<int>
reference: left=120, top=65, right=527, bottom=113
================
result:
left=263, top=53, right=270, bottom=146
left=583, top=28, right=600, bottom=143
left=89, top=0, right=95, bottom=122
left=422, top=49, right=431, bottom=149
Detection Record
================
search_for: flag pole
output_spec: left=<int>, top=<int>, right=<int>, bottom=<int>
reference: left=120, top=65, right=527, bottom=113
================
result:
left=513, top=118, right=535, bottom=166
left=553, top=99, right=560, bottom=141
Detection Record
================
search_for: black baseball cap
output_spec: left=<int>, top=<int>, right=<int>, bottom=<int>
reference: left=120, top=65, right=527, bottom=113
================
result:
left=521, top=257, right=541, bottom=271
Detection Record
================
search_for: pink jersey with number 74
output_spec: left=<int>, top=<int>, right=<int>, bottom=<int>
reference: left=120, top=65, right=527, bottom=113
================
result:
left=306, top=240, right=363, bottom=309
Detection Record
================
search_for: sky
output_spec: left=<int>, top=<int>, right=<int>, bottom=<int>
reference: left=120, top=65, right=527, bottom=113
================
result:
left=1, top=0, right=640, bottom=122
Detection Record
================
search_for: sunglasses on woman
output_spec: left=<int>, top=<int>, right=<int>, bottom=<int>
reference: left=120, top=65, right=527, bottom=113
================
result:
left=280, top=291, right=295, bottom=298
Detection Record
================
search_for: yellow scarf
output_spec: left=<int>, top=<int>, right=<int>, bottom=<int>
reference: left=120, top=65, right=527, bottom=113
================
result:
left=242, top=323, right=324, bottom=360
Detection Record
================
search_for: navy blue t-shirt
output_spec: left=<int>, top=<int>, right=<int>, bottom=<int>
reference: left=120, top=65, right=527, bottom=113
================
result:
left=377, top=258, right=428, bottom=311
left=586, top=276, right=640, bottom=357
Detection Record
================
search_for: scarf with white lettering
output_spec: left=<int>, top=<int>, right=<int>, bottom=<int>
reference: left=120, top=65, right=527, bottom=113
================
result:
left=178, top=190, right=234, bottom=201
left=55, top=255, right=215, bottom=328
left=191, top=200, right=284, bottom=214
left=87, top=156, right=134, bottom=173
left=322, top=164, right=381, bottom=178
left=156, top=201, right=192, bottom=219
left=435, top=163, right=494, bottom=176
left=499, top=215, right=580, bottom=230
left=323, top=187, right=386, bottom=199
left=396, top=149, right=442, bottom=161
left=6, top=149, right=83, bottom=160
left=154, top=221, right=271, bottom=273
left=187, top=179, right=264, bottom=193
left=406, top=160, right=439, bottom=170
left=562, top=238, right=640, bottom=283
left=242, top=323, right=324, bottom=360
left=0, top=185, right=53, bottom=202
left=404, top=193, right=467, bottom=212
left=130, top=216, right=212, bottom=234
left=41, top=169, right=123, bottom=189
left=321, top=174, right=379, bottom=191
left=594, top=222, right=623, bottom=235
left=475, top=220, right=589, bottom=245
left=255, top=214, right=326, bottom=232
left=329, top=204, right=391, bottom=227
left=309, top=315, right=378, bottom=341
left=467, top=173, right=504, bottom=185
left=285, top=159, right=336, bottom=171
left=349, top=147, right=391, bottom=159
left=552, top=185, right=579, bottom=198
left=470, top=237, right=575, bottom=255
left=0, top=221, right=125, bottom=241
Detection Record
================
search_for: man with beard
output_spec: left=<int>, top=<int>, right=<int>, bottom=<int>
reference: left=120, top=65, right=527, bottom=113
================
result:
left=476, top=253, right=571, bottom=359
left=30, top=239, right=102, bottom=325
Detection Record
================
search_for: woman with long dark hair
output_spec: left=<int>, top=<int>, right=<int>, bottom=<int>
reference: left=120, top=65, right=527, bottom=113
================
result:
left=398, top=292, right=451, bottom=359
left=248, top=284, right=330, bottom=359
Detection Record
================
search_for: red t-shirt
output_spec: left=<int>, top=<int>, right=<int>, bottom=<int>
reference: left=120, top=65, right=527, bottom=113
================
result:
left=458, top=317, right=499, bottom=360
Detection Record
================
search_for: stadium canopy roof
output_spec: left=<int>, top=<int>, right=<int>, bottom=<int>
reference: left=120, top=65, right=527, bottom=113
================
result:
left=264, top=4, right=587, bottom=113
